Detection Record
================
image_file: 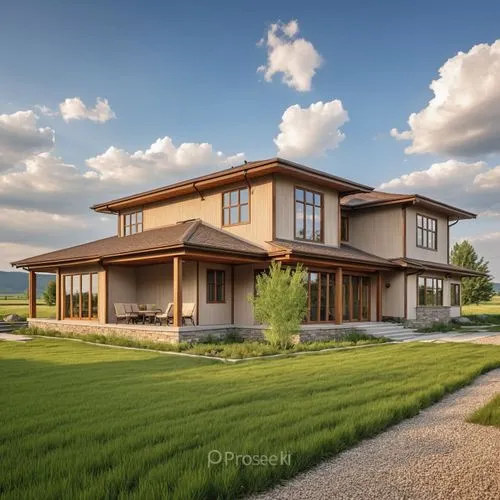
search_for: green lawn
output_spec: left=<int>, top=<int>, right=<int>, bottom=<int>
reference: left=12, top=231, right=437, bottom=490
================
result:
left=0, top=340, right=499, bottom=499
left=463, top=295, right=500, bottom=315
left=0, top=303, right=55, bottom=319
left=467, top=394, right=500, bottom=428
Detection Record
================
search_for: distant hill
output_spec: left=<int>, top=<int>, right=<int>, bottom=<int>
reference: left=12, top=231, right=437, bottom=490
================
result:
left=494, top=283, right=500, bottom=294
left=0, top=271, right=54, bottom=296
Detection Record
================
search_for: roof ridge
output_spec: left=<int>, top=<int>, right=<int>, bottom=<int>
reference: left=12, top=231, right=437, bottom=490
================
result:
left=180, top=219, right=202, bottom=243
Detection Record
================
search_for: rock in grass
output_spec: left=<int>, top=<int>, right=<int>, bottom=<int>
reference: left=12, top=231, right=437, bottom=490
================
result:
left=3, top=314, right=25, bottom=322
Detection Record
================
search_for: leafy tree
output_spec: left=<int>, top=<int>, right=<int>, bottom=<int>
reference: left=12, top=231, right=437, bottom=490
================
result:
left=450, top=241, right=495, bottom=305
left=249, top=262, right=308, bottom=348
left=43, top=280, right=57, bottom=306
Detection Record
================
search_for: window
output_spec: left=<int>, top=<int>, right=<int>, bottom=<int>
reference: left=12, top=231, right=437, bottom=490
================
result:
left=123, top=210, right=143, bottom=236
left=451, top=283, right=461, bottom=306
left=418, top=277, right=443, bottom=306
left=207, top=270, right=225, bottom=303
left=223, top=188, right=249, bottom=226
left=295, top=188, right=323, bottom=242
left=64, top=272, right=98, bottom=320
left=416, top=214, right=437, bottom=250
left=341, top=216, right=349, bottom=242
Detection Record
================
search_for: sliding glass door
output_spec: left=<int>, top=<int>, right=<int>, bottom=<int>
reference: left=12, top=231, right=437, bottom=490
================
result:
left=343, top=275, right=371, bottom=322
left=307, top=272, right=336, bottom=322
left=64, top=273, right=98, bottom=320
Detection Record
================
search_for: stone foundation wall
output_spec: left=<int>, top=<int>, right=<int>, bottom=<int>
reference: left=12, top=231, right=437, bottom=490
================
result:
left=411, top=307, right=451, bottom=328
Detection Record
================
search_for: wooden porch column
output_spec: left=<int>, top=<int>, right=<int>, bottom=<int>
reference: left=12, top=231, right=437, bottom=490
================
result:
left=28, top=271, right=37, bottom=319
left=376, top=271, right=383, bottom=322
left=173, top=257, right=183, bottom=327
left=335, top=267, right=343, bottom=325
left=55, top=269, right=61, bottom=320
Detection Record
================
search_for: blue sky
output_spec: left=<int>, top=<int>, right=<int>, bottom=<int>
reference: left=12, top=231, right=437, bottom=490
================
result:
left=1, top=0, right=499, bottom=277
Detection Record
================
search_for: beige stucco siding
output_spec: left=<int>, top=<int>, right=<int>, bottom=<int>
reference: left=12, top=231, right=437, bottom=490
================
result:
left=197, top=262, right=232, bottom=325
left=107, top=267, right=137, bottom=323
left=348, top=206, right=404, bottom=259
left=382, top=271, right=405, bottom=319
left=274, top=175, right=339, bottom=246
left=141, top=177, right=272, bottom=248
left=406, top=207, right=448, bottom=263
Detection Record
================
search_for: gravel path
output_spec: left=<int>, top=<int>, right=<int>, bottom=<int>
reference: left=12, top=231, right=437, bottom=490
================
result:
left=254, top=368, right=500, bottom=500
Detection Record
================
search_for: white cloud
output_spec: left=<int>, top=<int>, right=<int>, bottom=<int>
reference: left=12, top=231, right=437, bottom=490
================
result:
left=0, top=110, right=54, bottom=172
left=34, top=105, right=59, bottom=117
left=0, top=242, right=56, bottom=271
left=379, top=160, right=500, bottom=214
left=59, top=97, right=116, bottom=123
left=257, top=20, right=323, bottom=92
left=391, top=40, right=500, bottom=157
left=274, top=100, right=349, bottom=158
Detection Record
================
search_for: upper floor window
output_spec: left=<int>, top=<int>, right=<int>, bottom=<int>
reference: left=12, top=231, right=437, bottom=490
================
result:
left=295, top=187, right=323, bottom=242
left=341, top=216, right=349, bottom=242
left=123, top=210, right=143, bottom=236
left=418, top=277, right=443, bottom=306
left=451, top=283, right=461, bottom=306
left=207, top=269, right=225, bottom=303
left=223, top=188, right=249, bottom=226
left=416, top=214, right=437, bottom=250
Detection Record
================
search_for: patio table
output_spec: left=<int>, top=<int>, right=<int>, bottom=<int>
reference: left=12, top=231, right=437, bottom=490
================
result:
left=138, top=310, right=161, bottom=324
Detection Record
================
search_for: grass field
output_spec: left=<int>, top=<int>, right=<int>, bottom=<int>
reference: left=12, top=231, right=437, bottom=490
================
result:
left=0, top=339, right=499, bottom=499
left=467, top=394, right=500, bottom=429
left=463, top=295, right=500, bottom=315
left=0, top=303, right=55, bottom=319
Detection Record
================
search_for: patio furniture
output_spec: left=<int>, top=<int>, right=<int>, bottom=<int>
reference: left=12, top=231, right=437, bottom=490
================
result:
left=114, top=303, right=139, bottom=324
left=154, top=303, right=197, bottom=326
left=182, top=303, right=196, bottom=326
left=155, top=303, right=173, bottom=325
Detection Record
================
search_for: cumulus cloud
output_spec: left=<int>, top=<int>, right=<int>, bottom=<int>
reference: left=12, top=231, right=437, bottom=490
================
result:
left=257, top=20, right=323, bottom=92
left=391, top=40, right=500, bottom=157
left=34, top=105, right=59, bottom=117
left=59, top=97, right=116, bottom=123
left=379, top=160, right=500, bottom=214
left=274, top=100, right=349, bottom=158
left=0, top=242, right=56, bottom=271
left=0, top=110, right=54, bottom=172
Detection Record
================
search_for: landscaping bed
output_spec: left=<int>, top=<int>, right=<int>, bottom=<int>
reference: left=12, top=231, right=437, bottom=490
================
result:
left=18, top=327, right=388, bottom=359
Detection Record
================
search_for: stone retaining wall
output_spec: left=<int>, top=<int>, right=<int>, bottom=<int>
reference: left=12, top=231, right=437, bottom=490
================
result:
left=412, top=306, right=451, bottom=328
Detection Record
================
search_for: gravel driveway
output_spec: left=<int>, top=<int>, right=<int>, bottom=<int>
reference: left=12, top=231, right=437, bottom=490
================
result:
left=254, top=368, right=500, bottom=500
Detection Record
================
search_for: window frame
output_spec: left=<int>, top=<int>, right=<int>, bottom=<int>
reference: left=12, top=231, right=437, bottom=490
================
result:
left=417, top=276, right=444, bottom=306
left=222, top=187, right=250, bottom=227
left=416, top=213, right=438, bottom=251
left=450, top=283, right=461, bottom=307
left=341, top=215, right=349, bottom=242
left=122, top=209, right=143, bottom=236
left=206, top=269, right=226, bottom=304
left=63, top=272, right=98, bottom=320
left=294, top=186, right=324, bottom=243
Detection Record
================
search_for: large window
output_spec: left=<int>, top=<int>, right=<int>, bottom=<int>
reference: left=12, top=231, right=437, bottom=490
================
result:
left=416, top=214, right=437, bottom=250
left=223, top=188, right=249, bottom=226
left=418, top=277, right=443, bottom=306
left=207, top=270, right=225, bottom=303
left=295, top=187, right=323, bottom=242
left=341, top=216, right=349, bottom=242
left=451, top=283, right=461, bottom=306
left=123, top=210, right=143, bottom=236
left=307, top=272, right=335, bottom=322
left=64, top=272, right=98, bottom=320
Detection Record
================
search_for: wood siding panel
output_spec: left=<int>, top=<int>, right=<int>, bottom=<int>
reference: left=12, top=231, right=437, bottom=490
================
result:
left=382, top=271, right=405, bottom=318
left=197, top=262, right=232, bottom=325
left=233, top=264, right=258, bottom=325
left=107, top=267, right=137, bottom=323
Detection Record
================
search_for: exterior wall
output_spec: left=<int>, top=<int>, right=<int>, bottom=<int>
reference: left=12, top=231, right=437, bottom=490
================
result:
left=197, top=262, right=232, bottom=325
left=107, top=267, right=137, bottom=323
left=347, top=206, right=404, bottom=259
left=274, top=175, right=339, bottom=246
left=141, top=176, right=273, bottom=248
left=233, top=264, right=257, bottom=325
left=450, top=279, right=461, bottom=318
left=406, top=206, right=448, bottom=263
left=382, top=271, right=405, bottom=319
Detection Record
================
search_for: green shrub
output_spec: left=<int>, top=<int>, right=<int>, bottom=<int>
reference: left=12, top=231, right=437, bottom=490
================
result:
left=250, top=262, right=308, bottom=348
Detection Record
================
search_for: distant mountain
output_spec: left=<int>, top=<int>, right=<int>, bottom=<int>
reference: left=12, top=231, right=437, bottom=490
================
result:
left=494, top=283, right=500, bottom=294
left=0, top=271, right=54, bottom=296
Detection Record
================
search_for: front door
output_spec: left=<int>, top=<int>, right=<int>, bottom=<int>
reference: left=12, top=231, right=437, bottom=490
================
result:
left=343, top=275, right=371, bottom=322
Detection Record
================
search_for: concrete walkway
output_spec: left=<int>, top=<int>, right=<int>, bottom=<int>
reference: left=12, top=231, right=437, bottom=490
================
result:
left=254, top=369, right=500, bottom=500
left=0, top=333, right=32, bottom=341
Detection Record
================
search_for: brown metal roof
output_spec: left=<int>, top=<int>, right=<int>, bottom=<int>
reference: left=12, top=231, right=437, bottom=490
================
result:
left=11, top=220, right=267, bottom=268
left=269, top=239, right=398, bottom=268
left=91, top=157, right=374, bottom=213
left=392, top=257, right=487, bottom=277
left=341, top=191, right=476, bottom=219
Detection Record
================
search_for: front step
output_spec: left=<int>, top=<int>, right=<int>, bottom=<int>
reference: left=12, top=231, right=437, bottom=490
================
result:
left=0, top=322, right=28, bottom=333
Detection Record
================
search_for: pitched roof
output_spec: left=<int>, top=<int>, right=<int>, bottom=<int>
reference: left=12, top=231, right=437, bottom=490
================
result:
left=91, top=157, right=374, bottom=213
left=392, top=257, right=487, bottom=277
left=269, top=239, right=398, bottom=268
left=11, top=220, right=267, bottom=268
left=341, top=191, right=476, bottom=220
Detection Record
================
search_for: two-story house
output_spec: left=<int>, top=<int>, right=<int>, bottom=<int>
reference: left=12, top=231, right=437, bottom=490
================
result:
left=13, top=158, right=483, bottom=342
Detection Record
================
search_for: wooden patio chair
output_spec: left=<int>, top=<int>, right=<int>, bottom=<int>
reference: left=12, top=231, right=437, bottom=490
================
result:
left=182, top=303, right=196, bottom=326
left=155, top=303, right=173, bottom=325
left=114, top=303, right=138, bottom=324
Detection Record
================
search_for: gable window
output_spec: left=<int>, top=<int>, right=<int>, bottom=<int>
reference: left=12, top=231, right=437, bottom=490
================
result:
left=223, top=187, right=249, bottom=226
left=341, top=216, right=349, bottom=242
left=418, top=277, right=443, bottom=306
left=451, top=283, right=461, bottom=306
left=295, top=187, right=323, bottom=242
left=207, top=270, right=225, bottom=303
left=416, top=214, right=437, bottom=250
left=123, top=210, right=143, bottom=236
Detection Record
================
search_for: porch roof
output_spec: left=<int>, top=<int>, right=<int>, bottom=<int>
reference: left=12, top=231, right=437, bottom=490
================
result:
left=392, top=257, right=487, bottom=277
left=11, top=220, right=267, bottom=269
left=268, top=239, right=398, bottom=269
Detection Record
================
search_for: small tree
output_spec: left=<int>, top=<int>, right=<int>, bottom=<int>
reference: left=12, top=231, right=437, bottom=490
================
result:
left=249, top=262, right=308, bottom=348
left=450, top=241, right=495, bottom=305
left=43, top=280, right=57, bottom=306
